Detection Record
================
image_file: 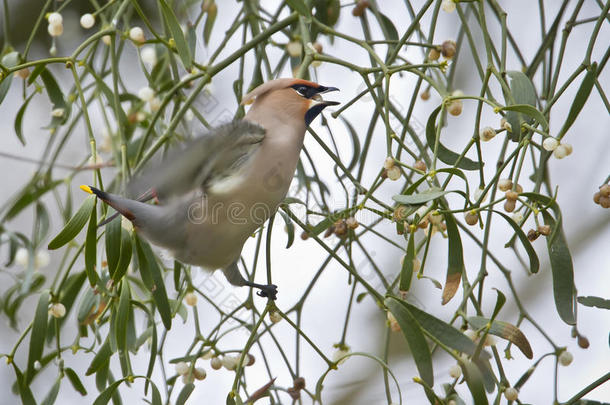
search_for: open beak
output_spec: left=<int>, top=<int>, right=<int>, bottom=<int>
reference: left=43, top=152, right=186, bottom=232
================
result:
left=310, top=86, right=340, bottom=107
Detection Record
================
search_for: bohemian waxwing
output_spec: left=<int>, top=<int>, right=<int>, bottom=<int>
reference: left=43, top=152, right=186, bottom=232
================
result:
left=82, top=78, right=339, bottom=300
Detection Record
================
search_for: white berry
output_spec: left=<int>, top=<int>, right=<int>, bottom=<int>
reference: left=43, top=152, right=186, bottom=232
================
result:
left=286, top=41, right=302, bottom=57
left=441, top=0, right=456, bottom=12
left=553, top=144, right=568, bottom=159
left=49, top=303, right=66, bottom=318
left=47, top=23, right=64, bottom=37
left=140, top=46, right=157, bottom=67
left=387, top=166, right=401, bottom=181
left=504, top=387, right=518, bottom=401
left=80, top=13, right=95, bottom=29
left=269, top=311, right=282, bottom=323
left=559, top=351, right=573, bottom=366
left=175, top=361, right=189, bottom=376
left=138, top=86, right=155, bottom=102
left=449, top=364, right=462, bottom=379
left=129, top=26, right=145, bottom=43
left=210, top=357, right=222, bottom=370
left=383, top=156, right=395, bottom=169
left=185, top=292, right=197, bottom=306
left=479, top=126, right=496, bottom=142
left=542, top=137, right=559, bottom=151
left=193, top=367, right=206, bottom=380
left=48, top=12, right=63, bottom=25
left=35, top=251, right=50, bottom=269
left=498, top=178, right=512, bottom=192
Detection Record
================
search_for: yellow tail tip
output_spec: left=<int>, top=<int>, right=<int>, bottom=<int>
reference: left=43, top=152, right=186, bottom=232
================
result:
left=80, top=185, right=93, bottom=194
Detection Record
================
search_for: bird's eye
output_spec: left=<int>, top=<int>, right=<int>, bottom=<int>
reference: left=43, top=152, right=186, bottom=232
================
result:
left=295, top=86, right=308, bottom=97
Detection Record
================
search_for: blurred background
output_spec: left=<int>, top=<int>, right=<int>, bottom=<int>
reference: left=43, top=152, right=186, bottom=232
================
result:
left=1, top=0, right=609, bottom=403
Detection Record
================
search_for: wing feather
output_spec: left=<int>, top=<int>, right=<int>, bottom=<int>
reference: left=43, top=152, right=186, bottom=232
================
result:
left=128, top=121, right=265, bottom=201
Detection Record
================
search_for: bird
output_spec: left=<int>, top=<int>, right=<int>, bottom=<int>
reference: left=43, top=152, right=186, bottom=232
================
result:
left=81, top=78, right=339, bottom=300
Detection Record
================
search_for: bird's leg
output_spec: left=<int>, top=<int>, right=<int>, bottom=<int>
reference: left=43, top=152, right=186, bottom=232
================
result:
left=244, top=281, right=278, bottom=300
left=222, top=261, right=278, bottom=300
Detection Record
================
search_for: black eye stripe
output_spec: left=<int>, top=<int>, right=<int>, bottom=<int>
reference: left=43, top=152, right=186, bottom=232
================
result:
left=291, top=84, right=317, bottom=98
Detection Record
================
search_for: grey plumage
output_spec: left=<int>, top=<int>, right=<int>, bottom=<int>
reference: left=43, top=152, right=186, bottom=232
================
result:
left=128, top=121, right=265, bottom=200
left=86, top=78, right=339, bottom=300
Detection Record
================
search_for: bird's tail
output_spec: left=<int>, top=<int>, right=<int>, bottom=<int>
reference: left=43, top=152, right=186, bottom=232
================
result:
left=80, top=185, right=140, bottom=222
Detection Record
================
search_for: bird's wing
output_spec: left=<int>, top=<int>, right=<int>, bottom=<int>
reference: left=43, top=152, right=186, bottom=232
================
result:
left=128, top=120, right=265, bottom=201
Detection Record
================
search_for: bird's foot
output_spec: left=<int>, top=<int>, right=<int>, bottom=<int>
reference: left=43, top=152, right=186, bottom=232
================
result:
left=245, top=281, right=278, bottom=300
left=256, top=284, right=278, bottom=300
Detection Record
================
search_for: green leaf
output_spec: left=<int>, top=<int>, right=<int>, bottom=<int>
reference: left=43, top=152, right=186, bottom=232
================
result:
left=14, top=92, right=35, bottom=145
left=504, top=71, right=539, bottom=141
left=557, top=62, right=597, bottom=138
left=48, top=195, right=96, bottom=250
left=398, top=297, right=488, bottom=359
left=26, top=290, right=49, bottom=382
left=378, top=12, right=398, bottom=41
left=93, top=378, right=124, bottom=405
left=86, top=337, right=114, bottom=376
left=506, top=71, right=537, bottom=105
left=111, top=231, right=133, bottom=284
left=399, top=229, right=415, bottom=292
left=77, top=286, right=99, bottom=326
left=494, top=210, right=540, bottom=274
left=310, top=216, right=334, bottom=236
left=462, top=361, right=488, bottom=405
left=278, top=211, right=295, bottom=248
left=441, top=212, right=464, bottom=305
left=542, top=210, right=576, bottom=325
left=173, top=260, right=183, bottom=291
left=176, top=383, right=196, bottom=405
left=500, top=104, right=548, bottom=133
left=490, top=288, right=506, bottom=321
left=65, top=367, right=88, bottom=395
left=85, top=198, right=99, bottom=286
left=186, top=23, right=197, bottom=59
left=5, top=179, right=63, bottom=221
left=27, top=63, right=47, bottom=85
left=392, top=187, right=450, bottom=205
left=203, top=2, right=218, bottom=46
left=145, top=324, right=158, bottom=393
left=116, top=282, right=131, bottom=351
left=12, top=363, right=37, bottom=405
left=426, top=106, right=481, bottom=170
left=577, top=296, right=610, bottom=310
left=150, top=380, right=163, bottom=405
left=314, top=0, right=340, bottom=27
left=34, top=202, right=50, bottom=247
left=0, top=71, right=13, bottom=106
left=385, top=297, right=434, bottom=386
left=135, top=236, right=172, bottom=329
left=105, top=216, right=122, bottom=277
left=0, top=52, right=18, bottom=106
left=436, top=168, right=471, bottom=198
left=468, top=316, right=533, bottom=359
left=159, top=0, right=193, bottom=70
left=95, top=360, right=109, bottom=391
left=40, top=68, right=69, bottom=127
left=285, top=0, right=311, bottom=17
left=41, top=377, right=61, bottom=405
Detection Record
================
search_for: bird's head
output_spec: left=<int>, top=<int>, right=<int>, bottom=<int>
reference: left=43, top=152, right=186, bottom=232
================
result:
left=242, top=78, right=339, bottom=126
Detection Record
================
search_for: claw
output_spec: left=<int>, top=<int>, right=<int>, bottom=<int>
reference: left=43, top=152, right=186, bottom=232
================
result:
left=258, top=284, right=278, bottom=300
left=244, top=281, right=278, bottom=300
